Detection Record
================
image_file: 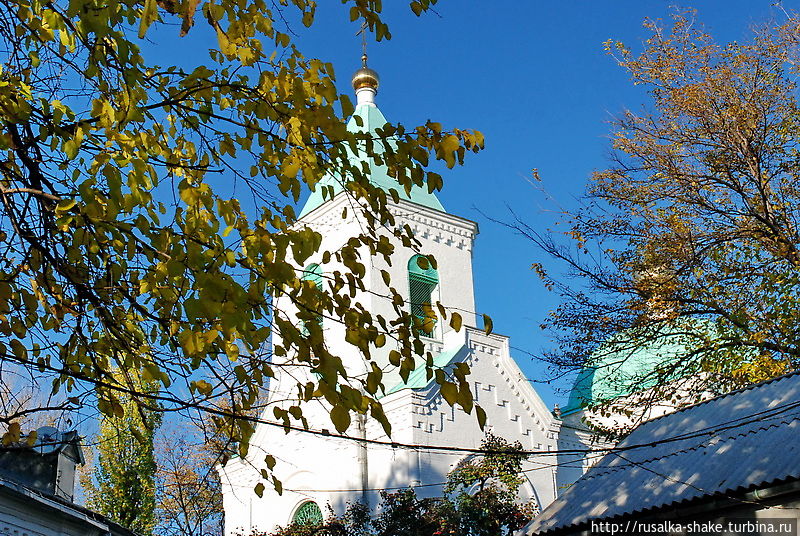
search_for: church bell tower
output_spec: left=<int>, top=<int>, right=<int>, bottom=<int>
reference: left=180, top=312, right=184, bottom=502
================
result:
left=219, top=57, right=571, bottom=535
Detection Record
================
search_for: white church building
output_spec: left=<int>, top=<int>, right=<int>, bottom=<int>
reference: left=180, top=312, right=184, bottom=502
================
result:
left=219, top=60, right=596, bottom=534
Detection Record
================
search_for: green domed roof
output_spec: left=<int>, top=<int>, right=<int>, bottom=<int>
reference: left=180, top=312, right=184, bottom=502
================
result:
left=298, top=103, right=445, bottom=219
left=563, top=321, right=713, bottom=415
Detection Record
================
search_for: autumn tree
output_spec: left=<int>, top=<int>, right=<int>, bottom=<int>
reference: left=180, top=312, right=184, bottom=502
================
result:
left=522, top=10, right=800, bottom=401
left=0, top=0, right=486, bottom=478
left=154, top=424, right=224, bottom=536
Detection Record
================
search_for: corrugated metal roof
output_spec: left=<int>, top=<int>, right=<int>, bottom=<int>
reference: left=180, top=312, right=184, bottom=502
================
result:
left=528, top=370, right=800, bottom=534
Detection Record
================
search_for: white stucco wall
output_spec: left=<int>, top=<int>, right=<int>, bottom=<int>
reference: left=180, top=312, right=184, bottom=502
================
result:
left=219, top=323, right=594, bottom=533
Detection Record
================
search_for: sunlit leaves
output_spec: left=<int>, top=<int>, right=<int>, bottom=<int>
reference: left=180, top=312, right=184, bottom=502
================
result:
left=0, top=0, right=487, bottom=496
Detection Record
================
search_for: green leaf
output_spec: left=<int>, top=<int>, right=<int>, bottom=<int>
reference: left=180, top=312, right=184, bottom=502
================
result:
left=63, top=140, right=78, bottom=160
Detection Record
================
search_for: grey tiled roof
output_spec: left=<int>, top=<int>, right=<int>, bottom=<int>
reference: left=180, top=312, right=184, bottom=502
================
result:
left=528, top=370, right=800, bottom=534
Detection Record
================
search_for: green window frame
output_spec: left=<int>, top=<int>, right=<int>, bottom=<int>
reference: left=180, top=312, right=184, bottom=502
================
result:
left=408, top=254, right=439, bottom=335
left=302, top=263, right=323, bottom=288
left=292, top=500, right=323, bottom=526
left=301, top=263, right=323, bottom=334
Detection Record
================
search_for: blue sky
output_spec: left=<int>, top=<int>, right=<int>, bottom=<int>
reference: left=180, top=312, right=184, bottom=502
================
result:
left=284, top=1, right=797, bottom=408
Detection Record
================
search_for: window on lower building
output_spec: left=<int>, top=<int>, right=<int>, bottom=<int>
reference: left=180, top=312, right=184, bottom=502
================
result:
left=292, top=500, right=323, bottom=526
left=302, top=263, right=323, bottom=289
left=301, top=263, right=323, bottom=334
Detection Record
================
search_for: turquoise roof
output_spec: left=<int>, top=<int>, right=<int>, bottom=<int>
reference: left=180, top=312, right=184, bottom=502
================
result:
left=298, top=103, right=445, bottom=218
left=384, top=344, right=466, bottom=396
left=563, top=321, right=713, bottom=415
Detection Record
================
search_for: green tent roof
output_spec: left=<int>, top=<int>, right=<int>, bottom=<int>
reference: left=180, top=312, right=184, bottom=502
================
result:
left=298, top=103, right=445, bottom=218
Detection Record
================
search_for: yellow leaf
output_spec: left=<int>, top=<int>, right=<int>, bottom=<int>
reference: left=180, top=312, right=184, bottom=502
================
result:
left=63, top=140, right=78, bottom=160
left=440, top=134, right=459, bottom=169
left=138, top=0, right=158, bottom=38
left=194, top=379, right=213, bottom=395
left=180, top=0, right=201, bottom=36
left=3, top=423, right=21, bottom=445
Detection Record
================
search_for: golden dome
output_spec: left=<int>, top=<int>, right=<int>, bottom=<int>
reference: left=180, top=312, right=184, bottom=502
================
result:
left=351, top=54, right=379, bottom=92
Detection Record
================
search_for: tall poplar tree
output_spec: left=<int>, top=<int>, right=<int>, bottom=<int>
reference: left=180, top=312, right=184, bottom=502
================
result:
left=87, top=368, right=161, bottom=535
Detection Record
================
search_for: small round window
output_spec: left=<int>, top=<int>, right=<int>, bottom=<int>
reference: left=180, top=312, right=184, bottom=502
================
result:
left=292, top=500, right=323, bottom=526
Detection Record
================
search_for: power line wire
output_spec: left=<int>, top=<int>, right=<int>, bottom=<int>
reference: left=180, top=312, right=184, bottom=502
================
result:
left=24, top=343, right=800, bottom=461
